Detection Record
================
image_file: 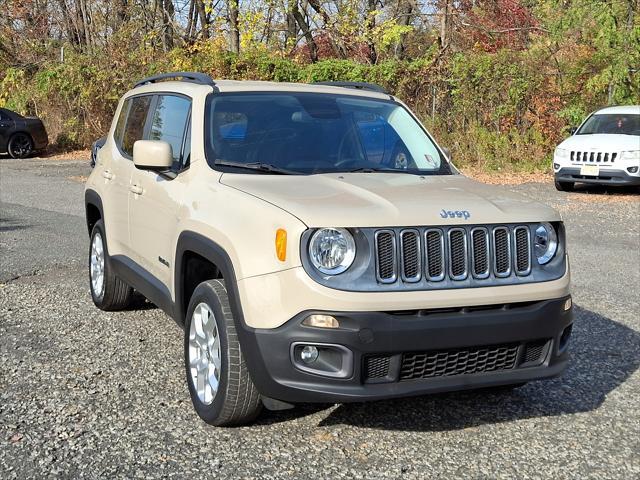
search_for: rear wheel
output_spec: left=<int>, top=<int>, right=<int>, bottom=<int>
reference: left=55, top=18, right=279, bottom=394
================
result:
left=184, top=279, right=262, bottom=426
left=554, top=180, right=574, bottom=192
left=8, top=133, right=33, bottom=159
left=89, top=220, right=133, bottom=310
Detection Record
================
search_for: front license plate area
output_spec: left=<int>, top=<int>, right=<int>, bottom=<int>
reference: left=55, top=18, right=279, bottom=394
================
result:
left=580, top=165, right=599, bottom=176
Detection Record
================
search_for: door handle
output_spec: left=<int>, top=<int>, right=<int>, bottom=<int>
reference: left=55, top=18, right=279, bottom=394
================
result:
left=130, top=184, right=143, bottom=195
left=102, top=170, right=114, bottom=180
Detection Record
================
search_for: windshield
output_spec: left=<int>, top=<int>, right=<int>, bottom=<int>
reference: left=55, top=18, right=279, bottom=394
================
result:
left=206, top=93, right=450, bottom=175
left=577, top=113, right=640, bottom=136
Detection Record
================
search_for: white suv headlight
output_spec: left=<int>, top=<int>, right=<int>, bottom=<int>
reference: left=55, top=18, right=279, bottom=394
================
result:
left=534, top=222, right=558, bottom=265
left=554, top=147, right=569, bottom=159
left=308, top=228, right=356, bottom=275
left=620, top=150, right=640, bottom=161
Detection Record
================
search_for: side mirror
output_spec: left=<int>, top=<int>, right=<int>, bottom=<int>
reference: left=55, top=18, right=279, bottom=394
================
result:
left=569, top=126, right=578, bottom=135
left=442, top=147, right=452, bottom=161
left=133, top=140, right=173, bottom=170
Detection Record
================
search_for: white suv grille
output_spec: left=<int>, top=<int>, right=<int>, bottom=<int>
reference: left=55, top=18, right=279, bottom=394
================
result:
left=570, top=151, right=618, bottom=163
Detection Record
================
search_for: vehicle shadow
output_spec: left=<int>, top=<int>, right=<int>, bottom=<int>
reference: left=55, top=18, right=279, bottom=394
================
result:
left=0, top=216, right=31, bottom=233
left=260, top=305, right=639, bottom=430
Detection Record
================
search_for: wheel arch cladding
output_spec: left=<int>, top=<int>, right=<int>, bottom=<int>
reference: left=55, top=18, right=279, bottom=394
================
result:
left=174, top=231, right=273, bottom=397
left=85, top=189, right=103, bottom=235
left=175, top=231, right=242, bottom=326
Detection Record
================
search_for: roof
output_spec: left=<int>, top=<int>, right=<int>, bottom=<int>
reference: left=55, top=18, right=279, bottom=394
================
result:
left=126, top=78, right=392, bottom=101
left=593, top=105, right=640, bottom=115
left=215, top=80, right=391, bottom=99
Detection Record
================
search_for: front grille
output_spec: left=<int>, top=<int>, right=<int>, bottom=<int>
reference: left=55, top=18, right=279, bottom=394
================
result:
left=471, top=228, right=489, bottom=278
left=570, top=151, right=617, bottom=163
left=374, top=224, right=536, bottom=286
left=400, top=230, right=421, bottom=282
left=448, top=229, right=468, bottom=280
left=425, top=229, right=445, bottom=281
left=364, top=356, right=391, bottom=379
left=374, top=230, right=396, bottom=283
left=514, top=226, right=531, bottom=275
left=400, top=343, right=519, bottom=380
left=492, top=227, right=511, bottom=276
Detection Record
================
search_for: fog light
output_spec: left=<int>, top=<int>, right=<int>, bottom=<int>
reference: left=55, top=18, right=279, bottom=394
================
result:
left=300, top=346, right=319, bottom=364
left=302, top=314, right=339, bottom=329
left=563, top=297, right=572, bottom=311
left=553, top=163, right=560, bottom=169
left=627, top=166, right=639, bottom=173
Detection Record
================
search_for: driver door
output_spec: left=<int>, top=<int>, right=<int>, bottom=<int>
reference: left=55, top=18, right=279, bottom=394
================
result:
left=129, top=94, right=192, bottom=288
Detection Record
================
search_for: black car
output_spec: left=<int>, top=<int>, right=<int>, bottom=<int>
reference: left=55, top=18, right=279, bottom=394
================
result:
left=90, top=136, right=106, bottom=168
left=0, top=108, right=48, bottom=158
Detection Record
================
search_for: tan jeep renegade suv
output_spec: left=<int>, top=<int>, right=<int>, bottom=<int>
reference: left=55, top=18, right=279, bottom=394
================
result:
left=85, top=72, right=573, bottom=426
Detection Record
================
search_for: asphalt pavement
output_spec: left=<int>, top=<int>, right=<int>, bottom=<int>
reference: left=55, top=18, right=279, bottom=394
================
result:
left=1, top=156, right=639, bottom=479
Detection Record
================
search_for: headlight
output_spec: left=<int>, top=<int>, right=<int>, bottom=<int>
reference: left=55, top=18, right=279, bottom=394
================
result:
left=308, top=228, right=356, bottom=275
left=554, top=147, right=569, bottom=159
left=621, top=150, right=640, bottom=161
left=534, top=222, right=558, bottom=265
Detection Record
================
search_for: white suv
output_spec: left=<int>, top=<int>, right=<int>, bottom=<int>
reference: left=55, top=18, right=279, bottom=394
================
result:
left=553, top=105, right=640, bottom=191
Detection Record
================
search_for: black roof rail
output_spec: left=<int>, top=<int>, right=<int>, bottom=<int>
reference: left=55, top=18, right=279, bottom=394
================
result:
left=133, top=72, right=216, bottom=89
left=312, top=81, right=389, bottom=94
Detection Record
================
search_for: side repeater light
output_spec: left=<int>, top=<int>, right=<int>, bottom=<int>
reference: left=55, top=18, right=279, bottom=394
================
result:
left=275, top=229, right=287, bottom=262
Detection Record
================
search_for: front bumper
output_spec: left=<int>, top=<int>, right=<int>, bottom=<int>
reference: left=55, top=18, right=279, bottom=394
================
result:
left=555, top=167, right=640, bottom=186
left=240, top=296, right=573, bottom=403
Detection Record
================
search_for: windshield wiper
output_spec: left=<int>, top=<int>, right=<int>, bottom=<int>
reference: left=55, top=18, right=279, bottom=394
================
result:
left=345, top=167, right=444, bottom=175
left=345, top=167, right=399, bottom=173
left=214, top=160, right=299, bottom=175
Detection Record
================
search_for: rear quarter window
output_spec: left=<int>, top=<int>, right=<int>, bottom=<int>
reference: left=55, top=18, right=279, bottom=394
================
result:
left=113, top=99, right=130, bottom=148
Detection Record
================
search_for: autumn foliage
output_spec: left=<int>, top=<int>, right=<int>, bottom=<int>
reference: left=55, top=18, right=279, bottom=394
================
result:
left=0, top=0, right=638, bottom=171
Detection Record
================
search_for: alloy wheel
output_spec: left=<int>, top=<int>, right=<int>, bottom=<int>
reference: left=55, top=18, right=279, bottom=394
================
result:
left=188, top=303, right=222, bottom=405
left=90, top=232, right=105, bottom=297
left=9, top=134, right=32, bottom=158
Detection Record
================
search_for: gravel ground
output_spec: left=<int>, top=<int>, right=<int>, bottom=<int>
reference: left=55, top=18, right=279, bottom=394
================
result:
left=1, top=157, right=639, bottom=479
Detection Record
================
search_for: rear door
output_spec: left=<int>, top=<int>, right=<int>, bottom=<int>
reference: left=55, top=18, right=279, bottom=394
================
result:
left=129, top=93, right=192, bottom=287
left=103, top=95, right=153, bottom=256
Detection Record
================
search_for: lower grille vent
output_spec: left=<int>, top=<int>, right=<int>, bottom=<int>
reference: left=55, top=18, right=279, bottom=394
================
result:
left=400, top=343, right=519, bottom=380
left=364, top=356, right=391, bottom=379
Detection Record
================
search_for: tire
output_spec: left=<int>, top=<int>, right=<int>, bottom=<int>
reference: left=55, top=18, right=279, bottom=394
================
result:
left=89, top=220, right=133, bottom=310
left=8, top=133, right=34, bottom=159
left=554, top=180, right=574, bottom=192
left=184, top=279, right=262, bottom=426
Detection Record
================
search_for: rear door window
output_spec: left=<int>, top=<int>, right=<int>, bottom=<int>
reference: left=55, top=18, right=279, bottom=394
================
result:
left=149, top=95, right=191, bottom=167
left=121, top=96, right=153, bottom=157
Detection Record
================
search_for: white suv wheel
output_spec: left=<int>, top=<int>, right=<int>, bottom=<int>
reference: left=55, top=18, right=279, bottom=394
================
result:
left=188, top=302, right=222, bottom=405
left=90, top=232, right=105, bottom=298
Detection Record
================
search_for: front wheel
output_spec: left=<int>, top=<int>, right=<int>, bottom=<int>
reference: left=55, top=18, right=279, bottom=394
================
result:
left=8, top=133, right=33, bottom=159
left=184, top=279, right=262, bottom=426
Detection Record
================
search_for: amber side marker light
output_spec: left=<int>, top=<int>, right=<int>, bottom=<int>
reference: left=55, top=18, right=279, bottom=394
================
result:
left=275, top=229, right=287, bottom=261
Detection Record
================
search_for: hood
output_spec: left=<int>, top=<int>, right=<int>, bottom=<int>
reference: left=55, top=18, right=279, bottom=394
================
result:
left=220, top=173, right=560, bottom=227
left=558, top=134, right=640, bottom=152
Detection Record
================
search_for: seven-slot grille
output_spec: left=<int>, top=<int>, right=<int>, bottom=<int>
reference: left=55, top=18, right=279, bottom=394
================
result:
left=570, top=151, right=617, bottom=163
left=375, top=225, right=532, bottom=284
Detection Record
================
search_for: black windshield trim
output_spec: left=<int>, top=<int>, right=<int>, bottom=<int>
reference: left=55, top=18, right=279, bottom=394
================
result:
left=204, top=91, right=453, bottom=176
